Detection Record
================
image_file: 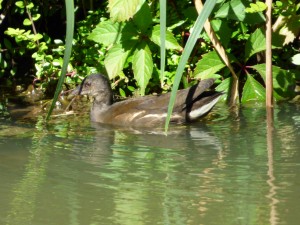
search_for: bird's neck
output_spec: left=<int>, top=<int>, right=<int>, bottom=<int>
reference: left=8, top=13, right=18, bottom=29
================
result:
left=90, top=100, right=110, bottom=123
left=93, top=91, right=113, bottom=105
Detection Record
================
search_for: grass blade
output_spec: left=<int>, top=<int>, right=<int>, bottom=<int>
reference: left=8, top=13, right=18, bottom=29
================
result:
left=164, top=0, right=217, bottom=133
left=46, top=0, right=74, bottom=121
left=160, top=0, right=166, bottom=87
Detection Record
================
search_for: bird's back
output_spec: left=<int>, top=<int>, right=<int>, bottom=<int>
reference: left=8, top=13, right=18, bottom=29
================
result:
left=93, top=79, right=221, bottom=127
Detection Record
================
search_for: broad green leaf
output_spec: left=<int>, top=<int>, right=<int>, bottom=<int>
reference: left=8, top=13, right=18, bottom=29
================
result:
left=251, top=64, right=296, bottom=99
left=216, top=77, right=232, bottom=101
left=151, top=25, right=182, bottom=50
left=211, top=19, right=232, bottom=47
left=88, top=20, right=121, bottom=46
left=229, top=0, right=246, bottom=21
left=132, top=42, right=153, bottom=95
left=194, top=51, right=226, bottom=79
left=214, top=1, right=230, bottom=19
left=104, top=44, right=130, bottom=79
left=215, top=0, right=246, bottom=21
left=120, top=22, right=140, bottom=47
left=244, top=28, right=265, bottom=61
left=241, top=74, right=265, bottom=103
left=108, top=0, right=144, bottom=22
left=215, top=0, right=265, bottom=24
left=291, top=53, right=300, bottom=65
left=132, top=1, right=152, bottom=32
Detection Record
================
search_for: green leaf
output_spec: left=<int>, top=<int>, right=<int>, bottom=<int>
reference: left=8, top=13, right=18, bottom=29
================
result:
left=53, top=59, right=62, bottom=67
left=23, top=18, right=32, bottom=26
left=15, top=1, right=24, bottom=8
left=245, top=1, right=267, bottom=13
left=241, top=74, right=266, bottom=103
left=32, top=14, right=41, bottom=21
left=211, top=19, right=232, bottom=47
left=108, top=0, right=144, bottom=22
left=119, top=88, right=126, bottom=97
left=88, top=20, right=121, bottom=46
left=104, top=44, right=130, bottom=79
left=194, top=51, right=226, bottom=79
left=251, top=64, right=296, bottom=99
left=215, top=0, right=265, bottom=24
left=120, top=22, right=140, bottom=47
left=215, top=0, right=246, bottom=21
left=132, top=42, right=153, bottom=95
left=214, top=1, right=230, bottom=19
left=5, top=28, right=25, bottom=36
left=216, top=77, right=233, bottom=101
left=291, top=54, right=300, bottom=65
left=277, top=15, right=300, bottom=45
left=244, top=28, right=265, bottom=61
left=26, top=2, right=34, bottom=9
left=132, top=1, right=152, bottom=32
left=151, top=25, right=182, bottom=50
left=33, top=33, right=43, bottom=41
left=229, top=0, right=246, bottom=21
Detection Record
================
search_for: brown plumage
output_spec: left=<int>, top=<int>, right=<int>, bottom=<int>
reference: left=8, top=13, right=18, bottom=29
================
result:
left=71, top=74, right=222, bottom=127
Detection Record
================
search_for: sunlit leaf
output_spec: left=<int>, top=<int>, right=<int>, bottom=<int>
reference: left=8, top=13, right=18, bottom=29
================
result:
left=23, top=18, right=32, bottom=26
left=215, top=0, right=265, bottom=24
left=244, top=28, right=265, bottom=61
left=245, top=1, right=267, bottom=13
left=26, top=2, right=34, bottom=9
left=291, top=53, right=300, bottom=65
left=251, top=64, right=296, bottom=99
left=241, top=74, right=265, bottom=103
left=216, top=77, right=232, bottom=101
left=132, top=42, right=153, bottom=95
left=32, top=14, right=41, bottom=21
left=104, top=44, right=130, bottom=79
left=15, top=1, right=24, bottom=8
left=108, top=0, right=144, bottom=22
left=194, top=51, right=226, bottom=79
left=151, top=25, right=182, bottom=50
left=278, top=15, right=300, bottom=45
left=133, top=1, right=152, bottom=32
left=88, top=20, right=122, bottom=46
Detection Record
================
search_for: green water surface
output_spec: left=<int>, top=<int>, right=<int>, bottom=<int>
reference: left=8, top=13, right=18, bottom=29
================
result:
left=0, top=103, right=299, bottom=225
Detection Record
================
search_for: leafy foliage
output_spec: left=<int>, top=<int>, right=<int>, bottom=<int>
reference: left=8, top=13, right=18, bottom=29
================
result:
left=0, top=0, right=299, bottom=104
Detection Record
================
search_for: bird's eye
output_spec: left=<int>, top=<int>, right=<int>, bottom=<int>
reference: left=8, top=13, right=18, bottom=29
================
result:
left=85, top=82, right=91, bottom=87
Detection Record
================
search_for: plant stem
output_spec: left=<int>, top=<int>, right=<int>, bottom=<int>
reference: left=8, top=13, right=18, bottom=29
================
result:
left=266, top=0, right=273, bottom=107
left=193, top=0, right=239, bottom=106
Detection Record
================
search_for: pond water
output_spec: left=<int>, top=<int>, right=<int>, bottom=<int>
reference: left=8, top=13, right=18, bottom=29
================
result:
left=0, top=102, right=299, bottom=225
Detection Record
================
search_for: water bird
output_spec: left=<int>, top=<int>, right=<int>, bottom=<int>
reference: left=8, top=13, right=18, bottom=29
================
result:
left=71, top=74, right=222, bottom=127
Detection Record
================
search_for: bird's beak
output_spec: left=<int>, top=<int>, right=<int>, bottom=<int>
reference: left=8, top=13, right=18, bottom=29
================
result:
left=67, top=84, right=82, bottom=100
